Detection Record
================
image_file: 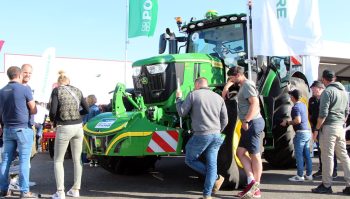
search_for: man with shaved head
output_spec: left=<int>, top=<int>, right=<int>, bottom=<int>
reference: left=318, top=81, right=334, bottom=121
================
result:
left=176, top=77, right=228, bottom=199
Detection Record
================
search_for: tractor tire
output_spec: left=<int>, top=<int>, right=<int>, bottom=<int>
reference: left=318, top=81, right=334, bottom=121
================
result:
left=97, top=156, right=116, bottom=173
left=264, top=77, right=309, bottom=168
left=218, top=99, right=247, bottom=189
left=98, top=156, right=158, bottom=175
left=48, top=138, right=55, bottom=159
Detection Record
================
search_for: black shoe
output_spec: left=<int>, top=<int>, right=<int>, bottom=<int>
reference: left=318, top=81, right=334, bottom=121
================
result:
left=332, top=172, right=337, bottom=179
left=312, top=184, right=333, bottom=194
left=343, top=187, right=350, bottom=195
left=312, top=170, right=322, bottom=178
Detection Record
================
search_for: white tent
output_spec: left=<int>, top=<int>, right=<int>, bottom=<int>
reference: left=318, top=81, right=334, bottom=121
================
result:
left=1, top=54, right=133, bottom=104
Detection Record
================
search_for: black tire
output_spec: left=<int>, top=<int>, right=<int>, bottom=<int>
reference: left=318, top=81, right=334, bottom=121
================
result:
left=218, top=99, right=247, bottom=189
left=97, top=156, right=117, bottom=173
left=264, top=77, right=309, bottom=168
left=98, top=156, right=158, bottom=175
left=48, top=138, right=55, bottom=159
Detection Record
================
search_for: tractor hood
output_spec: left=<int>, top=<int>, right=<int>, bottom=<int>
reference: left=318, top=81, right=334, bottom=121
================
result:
left=132, top=53, right=223, bottom=67
left=84, top=112, right=136, bottom=136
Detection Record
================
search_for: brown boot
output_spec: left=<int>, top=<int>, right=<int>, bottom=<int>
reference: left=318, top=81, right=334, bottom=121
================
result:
left=212, top=175, right=224, bottom=193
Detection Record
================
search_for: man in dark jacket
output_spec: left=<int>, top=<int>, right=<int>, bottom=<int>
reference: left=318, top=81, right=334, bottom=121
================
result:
left=309, top=80, right=338, bottom=178
left=311, top=69, right=350, bottom=195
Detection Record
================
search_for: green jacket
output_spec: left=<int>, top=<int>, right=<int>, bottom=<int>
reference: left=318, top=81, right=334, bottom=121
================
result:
left=319, top=82, right=349, bottom=126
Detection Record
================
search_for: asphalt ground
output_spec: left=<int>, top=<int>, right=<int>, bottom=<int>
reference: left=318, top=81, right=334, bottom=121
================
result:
left=5, top=152, right=350, bottom=199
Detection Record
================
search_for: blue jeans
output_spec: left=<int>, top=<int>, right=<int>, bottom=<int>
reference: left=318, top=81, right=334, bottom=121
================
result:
left=293, top=131, right=312, bottom=177
left=0, top=127, right=34, bottom=193
left=35, top=123, right=43, bottom=149
left=185, top=133, right=224, bottom=197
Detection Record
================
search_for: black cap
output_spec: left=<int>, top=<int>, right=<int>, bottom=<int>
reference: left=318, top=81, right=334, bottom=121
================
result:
left=322, top=69, right=335, bottom=81
left=288, top=89, right=302, bottom=100
left=310, top=80, right=325, bottom=89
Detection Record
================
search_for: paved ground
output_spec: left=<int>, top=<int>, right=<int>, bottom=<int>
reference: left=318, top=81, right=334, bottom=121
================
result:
left=6, top=152, right=350, bottom=198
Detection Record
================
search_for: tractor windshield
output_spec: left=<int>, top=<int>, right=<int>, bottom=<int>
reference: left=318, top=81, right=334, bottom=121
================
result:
left=187, top=23, right=246, bottom=66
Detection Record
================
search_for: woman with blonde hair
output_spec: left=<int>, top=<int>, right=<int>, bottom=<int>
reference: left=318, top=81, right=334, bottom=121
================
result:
left=49, top=71, right=89, bottom=199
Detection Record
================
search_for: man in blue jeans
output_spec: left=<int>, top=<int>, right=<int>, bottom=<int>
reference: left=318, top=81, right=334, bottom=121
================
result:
left=281, top=89, right=313, bottom=182
left=0, top=66, right=38, bottom=198
left=176, top=77, right=228, bottom=199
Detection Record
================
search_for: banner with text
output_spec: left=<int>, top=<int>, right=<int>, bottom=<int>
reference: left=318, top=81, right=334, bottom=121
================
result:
left=128, top=0, right=158, bottom=38
left=252, top=0, right=322, bottom=56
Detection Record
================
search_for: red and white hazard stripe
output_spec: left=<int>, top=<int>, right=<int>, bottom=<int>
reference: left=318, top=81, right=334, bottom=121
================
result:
left=146, top=130, right=179, bottom=153
left=291, top=56, right=302, bottom=66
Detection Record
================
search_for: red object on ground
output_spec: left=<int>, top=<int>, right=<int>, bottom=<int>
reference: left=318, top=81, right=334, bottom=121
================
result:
left=42, top=131, right=56, bottom=140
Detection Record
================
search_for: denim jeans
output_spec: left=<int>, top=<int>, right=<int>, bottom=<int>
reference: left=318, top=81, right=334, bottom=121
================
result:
left=185, top=133, right=224, bottom=197
left=0, top=127, right=34, bottom=193
left=293, top=131, right=312, bottom=177
left=35, top=124, right=43, bottom=149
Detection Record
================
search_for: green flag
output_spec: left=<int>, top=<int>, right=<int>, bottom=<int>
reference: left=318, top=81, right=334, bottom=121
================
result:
left=128, top=0, right=158, bottom=38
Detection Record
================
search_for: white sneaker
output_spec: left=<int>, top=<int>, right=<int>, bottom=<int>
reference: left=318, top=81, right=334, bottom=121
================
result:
left=52, top=191, right=65, bottom=199
left=29, top=181, right=37, bottom=186
left=66, top=189, right=80, bottom=197
left=305, top=174, right=313, bottom=181
left=288, top=175, right=304, bottom=182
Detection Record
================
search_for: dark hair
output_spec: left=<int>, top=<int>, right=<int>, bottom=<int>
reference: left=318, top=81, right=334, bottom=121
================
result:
left=288, top=89, right=302, bottom=100
left=310, top=80, right=325, bottom=89
left=227, top=66, right=244, bottom=76
left=7, top=66, right=21, bottom=80
left=322, top=69, right=335, bottom=81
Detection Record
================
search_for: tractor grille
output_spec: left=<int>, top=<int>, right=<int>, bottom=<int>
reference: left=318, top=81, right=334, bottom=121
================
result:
left=88, top=134, right=115, bottom=154
left=133, top=63, right=177, bottom=104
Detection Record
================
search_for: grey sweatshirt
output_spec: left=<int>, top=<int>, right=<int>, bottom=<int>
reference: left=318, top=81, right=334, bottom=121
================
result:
left=319, top=82, right=349, bottom=126
left=176, top=88, right=228, bottom=135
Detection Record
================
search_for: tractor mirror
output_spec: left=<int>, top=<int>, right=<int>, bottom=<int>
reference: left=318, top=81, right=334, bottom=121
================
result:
left=159, top=33, right=166, bottom=54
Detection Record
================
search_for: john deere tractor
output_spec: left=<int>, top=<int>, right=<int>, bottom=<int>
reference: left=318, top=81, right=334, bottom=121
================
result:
left=84, top=11, right=309, bottom=189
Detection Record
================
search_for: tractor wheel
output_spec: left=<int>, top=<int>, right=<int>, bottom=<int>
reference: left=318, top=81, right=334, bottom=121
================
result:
left=98, top=156, right=158, bottom=175
left=48, top=138, right=55, bottom=159
left=264, top=77, right=309, bottom=168
left=218, top=99, right=247, bottom=189
left=97, top=156, right=116, bottom=173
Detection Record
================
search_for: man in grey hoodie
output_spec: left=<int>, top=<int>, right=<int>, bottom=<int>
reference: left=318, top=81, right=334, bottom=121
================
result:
left=176, top=77, right=228, bottom=199
left=311, top=69, right=350, bottom=195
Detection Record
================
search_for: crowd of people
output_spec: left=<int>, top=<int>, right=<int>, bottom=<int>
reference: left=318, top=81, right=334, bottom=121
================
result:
left=0, top=65, right=100, bottom=199
left=176, top=66, right=350, bottom=199
left=1, top=63, right=350, bottom=199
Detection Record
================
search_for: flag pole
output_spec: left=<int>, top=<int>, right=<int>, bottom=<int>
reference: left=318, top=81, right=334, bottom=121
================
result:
left=124, top=0, right=129, bottom=85
left=247, top=0, right=252, bottom=81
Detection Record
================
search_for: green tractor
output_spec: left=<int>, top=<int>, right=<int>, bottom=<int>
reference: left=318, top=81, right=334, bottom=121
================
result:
left=84, top=11, right=310, bottom=188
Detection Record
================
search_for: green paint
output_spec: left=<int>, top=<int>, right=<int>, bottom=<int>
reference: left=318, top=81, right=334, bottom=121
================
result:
left=277, top=0, right=287, bottom=18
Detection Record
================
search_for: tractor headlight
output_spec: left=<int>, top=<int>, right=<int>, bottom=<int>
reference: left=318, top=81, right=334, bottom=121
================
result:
left=132, top=66, right=142, bottom=76
left=146, top=64, right=168, bottom=74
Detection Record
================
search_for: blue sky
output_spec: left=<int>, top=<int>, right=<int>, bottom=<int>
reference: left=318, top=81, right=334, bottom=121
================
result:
left=0, top=0, right=349, bottom=63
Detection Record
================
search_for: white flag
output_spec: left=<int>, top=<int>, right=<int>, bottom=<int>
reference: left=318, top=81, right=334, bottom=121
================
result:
left=40, top=47, right=56, bottom=101
left=252, top=0, right=322, bottom=56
